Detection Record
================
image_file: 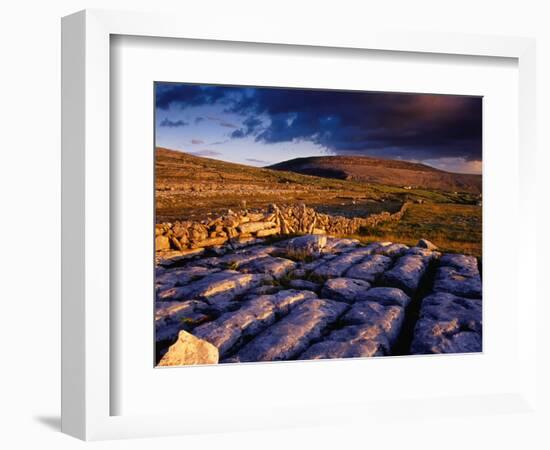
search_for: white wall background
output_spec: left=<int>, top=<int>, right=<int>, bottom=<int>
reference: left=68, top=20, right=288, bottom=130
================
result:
left=0, top=1, right=548, bottom=448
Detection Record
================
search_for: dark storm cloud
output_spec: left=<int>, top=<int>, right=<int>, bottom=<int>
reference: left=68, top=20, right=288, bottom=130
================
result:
left=155, top=84, right=241, bottom=110
left=159, top=118, right=188, bottom=128
left=232, top=116, right=264, bottom=139
left=155, top=83, right=482, bottom=161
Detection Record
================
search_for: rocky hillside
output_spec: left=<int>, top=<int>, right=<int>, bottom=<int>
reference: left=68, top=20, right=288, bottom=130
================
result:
left=269, top=156, right=482, bottom=194
left=155, top=235, right=482, bottom=365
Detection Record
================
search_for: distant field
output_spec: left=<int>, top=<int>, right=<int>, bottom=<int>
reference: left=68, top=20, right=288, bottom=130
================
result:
left=354, top=202, right=482, bottom=257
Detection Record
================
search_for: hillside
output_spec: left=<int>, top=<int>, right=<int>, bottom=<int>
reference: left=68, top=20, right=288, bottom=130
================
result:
left=155, top=148, right=398, bottom=221
left=155, top=148, right=481, bottom=256
left=268, top=156, right=482, bottom=194
left=156, top=148, right=480, bottom=222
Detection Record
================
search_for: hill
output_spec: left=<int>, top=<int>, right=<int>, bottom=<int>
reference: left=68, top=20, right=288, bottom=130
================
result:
left=268, top=156, right=482, bottom=194
left=155, top=148, right=480, bottom=221
left=155, top=147, right=400, bottom=221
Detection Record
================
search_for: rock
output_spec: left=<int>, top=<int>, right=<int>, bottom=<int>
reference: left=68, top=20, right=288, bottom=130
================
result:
left=341, top=301, right=405, bottom=345
left=157, top=248, right=205, bottom=267
left=439, top=254, right=479, bottom=275
left=170, top=236, right=184, bottom=251
left=289, top=279, right=320, bottom=291
left=207, top=245, right=227, bottom=256
left=155, top=300, right=211, bottom=343
left=433, top=254, right=481, bottom=298
left=246, top=285, right=281, bottom=296
left=322, top=237, right=360, bottom=253
left=229, top=237, right=262, bottom=249
left=219, top=252, right=268, bottom=269
left=190, top=237, right=228, bottom=248
left=417, top=239, right=438, bottom=250
left=410, top=292, right=482, bottom=354
left=405, top=247, right=440, bottom=258
left=172, top=223, right=190, bottom=239
left=284, top=234, right=327, bottom=258
left=155, top=235, right=170, bottom=251
left=194, top=290, right=316, bottom=357
left=313, top=247, right=373, bottom=279
left=155, top=265, right=217, bottom=291
left=300, top=303, right=407, bottom=359
left=156, top=271, right=268, bottom=308
left=240, top=256, right=296, bottom=279
left=189, top=224, right=209, bottom=242
left=356, top=287, right=411, bottom=308
left=238, top=221, right=275, bottom=234
left=321, top=278, right=371, bottom=303
left=344, top=254, right=392, bottom=283
left=256, top=226, right=281, bottom=237
left=381, top=254, right=430, bottom=295
left=433, top=266, right=482, bottom=299
left=246, top=213, right=265, bottom=222
left=158, top=330, right=219, bottom=366
left=300, top=322, right=392, bottom=360
left=225, top=226, right=239, bottom=239
left=375, top=243, right=409, bottom=257
left=301, top=257, right=330, bottom=272
left=299, top=335, right=387, bottom=360
left=197, top=246, right=277, bottom=269
left=234, top=299, right=347, bottom=362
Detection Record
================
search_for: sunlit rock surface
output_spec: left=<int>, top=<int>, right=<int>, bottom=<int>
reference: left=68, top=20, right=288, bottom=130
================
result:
left=344, top=254, right=393, bottom=283
left=194, top=290, right=317, bottom=358
left=410, top=292, right=482, bottom=354
left=158, top=330, right=219, bottom=366
left=312, top=247, right=375, bottom=279
left=381, top=254, right=431, bottom=295
left=433, top=254, right=482, bottom=299
left=233, top=299, right=347, bottom=362
left=321, top=277, right=371, bottom=303
left=154, top=235, right=482, bottom=365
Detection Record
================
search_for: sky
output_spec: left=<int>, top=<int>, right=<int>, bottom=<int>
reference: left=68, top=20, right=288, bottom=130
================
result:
left=155, top=82, right=482, bottom=174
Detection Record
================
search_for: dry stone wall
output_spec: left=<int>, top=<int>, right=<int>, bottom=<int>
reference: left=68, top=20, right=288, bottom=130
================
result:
left=155, top=202, right=410, bottom=257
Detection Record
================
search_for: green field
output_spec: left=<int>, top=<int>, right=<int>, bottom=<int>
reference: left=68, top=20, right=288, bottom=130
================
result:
left=355, top=202, right=482, bottom=257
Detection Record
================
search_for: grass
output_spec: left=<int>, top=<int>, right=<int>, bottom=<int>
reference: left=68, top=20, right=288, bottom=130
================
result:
left=224, top=261, right=240, bottom=271
left=267, top=272, right=299, bottom=289
left=285, top=248, right=317, bottom=263
left=355, top=202, right=482, bottom=257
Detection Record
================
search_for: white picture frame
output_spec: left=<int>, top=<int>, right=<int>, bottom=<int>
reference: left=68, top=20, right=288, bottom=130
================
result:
left=61, top=9, right=538, bottom=441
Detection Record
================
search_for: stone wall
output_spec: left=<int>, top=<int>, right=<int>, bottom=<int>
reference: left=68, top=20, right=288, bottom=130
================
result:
left=155, top=202, right=410, bottom=253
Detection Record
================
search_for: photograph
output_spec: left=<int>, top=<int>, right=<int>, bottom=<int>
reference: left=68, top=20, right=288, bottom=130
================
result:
left=153, top=82, right=483, bottom=367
